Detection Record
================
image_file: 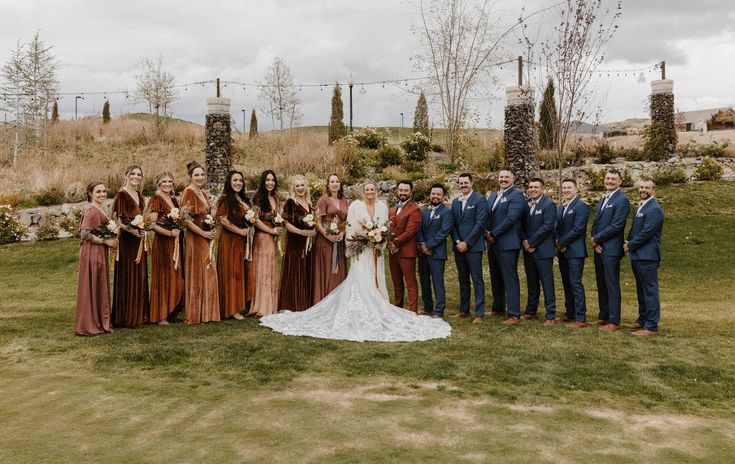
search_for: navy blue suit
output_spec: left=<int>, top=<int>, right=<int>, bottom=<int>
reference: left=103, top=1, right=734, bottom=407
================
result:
left=626, top=198, right=664, bottom=332
left=591, top=189, right=631, bottom=325
left=486, top=186, right=525, bottom=318
left=450, top=191, right=488, bottom=316
left=522, top=195, right=557, bottom=319
left=555, top=196, right=590, bottom=322
left=417, top=203, right=454, bottom=316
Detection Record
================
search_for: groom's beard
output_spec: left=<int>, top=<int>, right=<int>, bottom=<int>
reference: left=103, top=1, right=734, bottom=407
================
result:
left=398, top=195, right=410, bottom=202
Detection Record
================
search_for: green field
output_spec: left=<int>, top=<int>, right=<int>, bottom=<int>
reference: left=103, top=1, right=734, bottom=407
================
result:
left=1, top=181, right=734, bottom=463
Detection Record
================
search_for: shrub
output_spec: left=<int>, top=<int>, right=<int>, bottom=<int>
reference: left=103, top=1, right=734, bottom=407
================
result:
left=402, top=160, right=425, bottom=174
left=411, top=178, right=451, bottom=205
left=309, top=179, right=325, bottom=204
left=471, top=175, right=500, bottom=196
left=653, top=166, right=688, bottom=186
left=431, top=143, right=444, bottom=153
left=621, top=168, right=634, bottom=188
left=64, top=182, right=87, bottom=203
left=617, top=147, right=646, bottom=161
left=593, top=140, right=615, bottom=164
left=694, top=157, right=724, bottom=181
left=34, top=186, right=66, bottom=206
left=401, top=132, right=432, bottom=162
left=333, top=139, right=365, bottom=180
left=438, top=161, right=461, bottom=173
left=678, top=141, right=726, bottom=158
left=106, top=173, right=123, bottom=199
left=565, top=146, right=587, bottom=167
left=58, top=207, right=83, bottom=238
left=377, top=144, right=404, bottom=168
left=584, top=169, right=606, bottom=191
left=0, top=194, right=25, bottom=208
left=142, top=178, right=157, bottom=197
left=36, top=212, right=60, bottom=241
left=353, top=127, right=390, bottom=149
left=0, top=205, right=27, bottom=244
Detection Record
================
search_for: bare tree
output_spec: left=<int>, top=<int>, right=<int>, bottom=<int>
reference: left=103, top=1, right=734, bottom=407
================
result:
left=134, top=55, right=179, bottom=117
left=259, top=57, right=299, bottom=132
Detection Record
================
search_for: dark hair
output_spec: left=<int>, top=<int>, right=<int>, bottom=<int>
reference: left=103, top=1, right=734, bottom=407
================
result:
left=429, top=183, right=446, bottom=194
left=607, top=169, right=623, bottom=180
left=222, top=170, right=251, bottom=216
left=499, top=167, right=515, bottom=175
left=187, top=161, right=204, bottom=178
left=254, top=170, right=278, bottom=213
left=86, top=181, right=106, bottom=202
left=561, top=178, right=578, bottom=187
left=397, top=180, right=414, bottom=190
left=458, top=173, right=473, bottom=181
left=326, top=173, right=344, bottom=199
left=529, top=177, right=545, bottom=186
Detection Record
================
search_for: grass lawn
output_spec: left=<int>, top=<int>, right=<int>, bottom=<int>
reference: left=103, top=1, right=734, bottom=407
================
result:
left=1, top=181, right=734, bottom=463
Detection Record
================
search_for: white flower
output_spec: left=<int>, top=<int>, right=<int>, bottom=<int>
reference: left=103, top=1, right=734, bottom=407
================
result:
left=274, top=213, right=284, bottom=225
left=168, top=208, right=180, bottom=220
left=204, top=214, right=215, bottom=226
left=244, top=210, right=256, bottom=223
left=131, top=215, right=144, bottom=228
left=379, top=225, right=387, bottom=232
left=365, top=220, right=374, bottom=229
left=106, top=220, right=119, bottom=234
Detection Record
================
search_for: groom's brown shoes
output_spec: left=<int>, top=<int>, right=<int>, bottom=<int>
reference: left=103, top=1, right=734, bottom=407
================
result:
left=472, top=316, right=484, bottom=324
left=600, top=323, right=621, bottom=332
left=502, top=316, right=520, bottom=326
left=631, top=329, right=657, bottom=336
left=450, top=312, right=469, bottom=319
left=622, top=323, right=643, bottom=329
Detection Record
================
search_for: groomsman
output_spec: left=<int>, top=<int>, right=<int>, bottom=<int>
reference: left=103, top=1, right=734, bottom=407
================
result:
left=555, top=179, right=590, bottom=328
left=520, top=177, right=557, bottom=325
left=417, top=184, right=454, bottom=318
left=388, top=180, right=422, bottom=313
left=450, top=173, right=488, bottom=323
left=485, top=168, right=526, bottom=325
left=623, top=178, right=664, bottom=336
left=590, top=169, right=631, bottom=332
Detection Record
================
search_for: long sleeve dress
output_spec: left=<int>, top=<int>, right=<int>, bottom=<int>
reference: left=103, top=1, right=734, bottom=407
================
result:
left=278, top=198, right=315, bottom=311
left=216, top=197, right=252, bottom=318
left=148, top=194, right=184, bottom=323
left=75, top=205, right=114, bottom=336
left=111, top=189, right=149, bottom=328
left=181, top=186, right=220, bottom=324
left=312, top=195, right=349, bottom=304
left=248, top=195, right=281, bottom=317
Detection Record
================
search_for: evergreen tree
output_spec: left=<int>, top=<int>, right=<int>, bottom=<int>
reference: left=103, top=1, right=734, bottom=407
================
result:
left=102, top=100, right=111, bottom=124
left=51, top=100, right=59, bottom=124
left=328, top=83, right=346, bottom=144
left=538, top=78, right=558, bottom=150
left=249, top=109, right=258, bottom=140
left=412, top=90, right=429, bottom=137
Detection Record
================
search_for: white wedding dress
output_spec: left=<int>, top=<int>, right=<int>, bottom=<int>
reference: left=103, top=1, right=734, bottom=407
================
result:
left=260, top=200, right=452, bottom=342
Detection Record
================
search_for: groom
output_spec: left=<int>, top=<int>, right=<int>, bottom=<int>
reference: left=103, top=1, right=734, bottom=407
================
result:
left=388, top=180, right=422, bottom=313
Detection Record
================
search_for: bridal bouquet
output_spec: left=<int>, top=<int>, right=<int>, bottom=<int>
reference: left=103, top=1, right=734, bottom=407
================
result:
left=129, top=213, right=154, bottom=264
left=346, top=219, right=394, bottom=257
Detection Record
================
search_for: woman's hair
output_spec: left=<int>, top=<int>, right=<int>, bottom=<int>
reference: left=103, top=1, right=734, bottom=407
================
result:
left=254, top=169, right=278, bottom=213
left=155, top=171, right=174, bottom=187
left=86, top=181, right=106, bottom=202
left=123, top=164, right=143, bottom=190
left=362, top=181, right=377, bottom=200
left=222, top=170, right=250, bottom=215
left=325, top=173, right=343, bottom=199
left=186, top=161, right=204, bottom=178
left=289, top=175, right=311, bottom=205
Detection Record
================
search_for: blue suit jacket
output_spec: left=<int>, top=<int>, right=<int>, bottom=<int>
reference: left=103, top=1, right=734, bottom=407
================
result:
left=555, top=196, right=589, bottom=259
left=450, top=191, right=488, bottom=253
left=591, top=189, right=631, bottom=257
left=627, top=198, right=664, bottom=262
left=522, top=195, right=557, bottom=259
left=417, top=203, right=454, bottom=260
left=486, top=186, right=525, bottom=251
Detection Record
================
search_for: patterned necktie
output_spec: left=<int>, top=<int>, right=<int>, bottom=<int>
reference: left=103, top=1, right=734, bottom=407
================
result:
left=529, top=200, right=537, bottom=216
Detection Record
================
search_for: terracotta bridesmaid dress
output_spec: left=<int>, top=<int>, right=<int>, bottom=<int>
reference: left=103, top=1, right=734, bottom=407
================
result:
left=312, top=195, right=349, bottom=304
left=216, top=197, right=252, bottom=318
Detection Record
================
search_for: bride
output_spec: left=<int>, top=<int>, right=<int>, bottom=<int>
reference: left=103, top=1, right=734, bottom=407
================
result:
left=260, top=182, right=451, bottom=342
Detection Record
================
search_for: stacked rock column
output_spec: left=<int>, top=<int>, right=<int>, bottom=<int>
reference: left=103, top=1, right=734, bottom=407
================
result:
left=504, top=85, right=536, bottom=190
left=650, top=79, right=676, bottom=155
left=205, top=97, right=232, bottom=193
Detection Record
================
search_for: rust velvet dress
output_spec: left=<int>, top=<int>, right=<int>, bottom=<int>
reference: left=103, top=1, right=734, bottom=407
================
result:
left=75, top=205, right=114, bottom=336
left=248, top=196, right=280, bottom=317
left=312, top=195, right=349, bottom=304
left=111, top=190, right=149, bottom=328
left=148, top=194, right=184, bottom=323
left=277, top=199, right=315, bottom=311
left=181, top=187, right=220, bottom=324
left=216, top=197, right=253, bottom=318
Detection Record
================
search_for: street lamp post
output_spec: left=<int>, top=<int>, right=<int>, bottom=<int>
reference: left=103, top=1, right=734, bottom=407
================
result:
left=348, top=73, right=354, bottom=132
left=75, top=96, right=84, bottom=119
left=242, top=109, right=246, bottom=134
left=400, top=112, right=404, bottom=139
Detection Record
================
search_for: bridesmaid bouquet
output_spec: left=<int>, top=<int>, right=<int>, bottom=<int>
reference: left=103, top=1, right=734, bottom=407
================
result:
left=328, top=216, right=346, bottom=274
left=165, top=206, right=191, bottom=270
left=130, top=214, right=153, bottom=264
left=201, top=214, right=217, bottom=268
left=272, top=212, right=285, bottom=256
left=302, top=212, right=317, bottom=256
left=243, top=208, right=257, bottom=262
left=95, top=219, right=120, bottom=240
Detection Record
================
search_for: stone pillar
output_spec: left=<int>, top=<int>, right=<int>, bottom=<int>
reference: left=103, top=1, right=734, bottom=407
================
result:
left=205, top=97, right=232, bottom=193
left=650, top=79, right=676, bottom=155
left=504, top=85, right=536, bottom=190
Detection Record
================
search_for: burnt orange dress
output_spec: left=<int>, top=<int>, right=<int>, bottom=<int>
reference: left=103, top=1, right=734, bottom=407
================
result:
left=148, top=194, right=184, bottom=323
left=312, top=195, right=349, bottom=304
left=278, top=198, right=314, bottom=311
left=111, top=189, right=149, bottom=328
left=181, top=186, right=220, bottom=324
left=248, top=195, right=280, bottom=317
left=216, top=197, right=253, bottom=318
left=75, top=205, right=114, bottom=336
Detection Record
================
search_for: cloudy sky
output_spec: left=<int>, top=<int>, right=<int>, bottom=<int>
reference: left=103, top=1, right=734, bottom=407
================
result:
left=1, top=0, right=733, bottom=130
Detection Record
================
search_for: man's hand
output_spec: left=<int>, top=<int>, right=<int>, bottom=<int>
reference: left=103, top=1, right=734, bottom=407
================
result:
left=623, top=241, right=629, bottom=255
left=456, top=241, right=469, bottom=253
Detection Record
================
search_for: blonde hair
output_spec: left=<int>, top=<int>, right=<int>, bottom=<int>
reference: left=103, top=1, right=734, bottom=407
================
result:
left=122, top=164, right=143, bottom=190
left=289, top=175, right=311, bottom=205
left=155, top=171, right=174, bottom=186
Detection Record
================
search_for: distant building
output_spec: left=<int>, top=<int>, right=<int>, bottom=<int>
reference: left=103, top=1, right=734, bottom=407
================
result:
left=676, top=107, right=731, bottom=132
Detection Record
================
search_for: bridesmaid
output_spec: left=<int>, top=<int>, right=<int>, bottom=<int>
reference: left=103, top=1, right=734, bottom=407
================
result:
left=278, top=176, right=317, bottom=311
left=181, top=161, right=220, bottom=324
left=248, top=170, right=283, bottom=317
left=216, top=170, right=252, bottom=320
left=312, top=173, right=349, bottom=304
left=111, top=164, right=149, bottom=328
left=75, top=181, right=115, bottom=336
left=147, top=171, right=184, bottom=325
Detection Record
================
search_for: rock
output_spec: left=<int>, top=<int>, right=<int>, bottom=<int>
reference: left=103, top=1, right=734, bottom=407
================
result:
left=205, top=112, right=232, bottom=193
left=504, top=101, right=535, bottom=190
left=667, top=155, right=679, bottom=164
left=19, top=212, right=33, bottom=227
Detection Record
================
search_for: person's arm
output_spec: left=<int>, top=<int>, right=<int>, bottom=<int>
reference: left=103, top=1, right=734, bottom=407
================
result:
left=491, top=193, right=524, bottom=238
left=626, top=208, right=663, bottom=252
left=220, top=217, right=247, bottom=237
left=392, top=208, right=422, bottom=247
left=80, top=230, right=115, bottom=247
left=593, top=198, right=631, bottom=244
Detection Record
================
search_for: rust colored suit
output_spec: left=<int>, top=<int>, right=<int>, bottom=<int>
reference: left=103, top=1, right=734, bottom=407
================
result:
left=388, top=200, right=422, bottom=312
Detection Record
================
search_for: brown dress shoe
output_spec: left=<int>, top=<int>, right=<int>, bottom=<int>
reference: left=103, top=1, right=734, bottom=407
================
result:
left=450, top=312, right=470, bottom=319
left=520, top=314, right=538, bottom=321
left=594, top=319, right=609, bottom=326
left=600, top=323, right=621, bottom=332
left=472, top=316, right=484, bottom=324
left=622, top=323, right=643, bottom=329
left=631, top=329, right=657, bottom=336
left=489, top=311, right=506, bottom=318
left=543, top=319, right=555, bottom=327
left=561, top=316, right=574, bottom=322
left=502, top=317, right=520, bottom=326
left=566, top=321, right=588, bottom=329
